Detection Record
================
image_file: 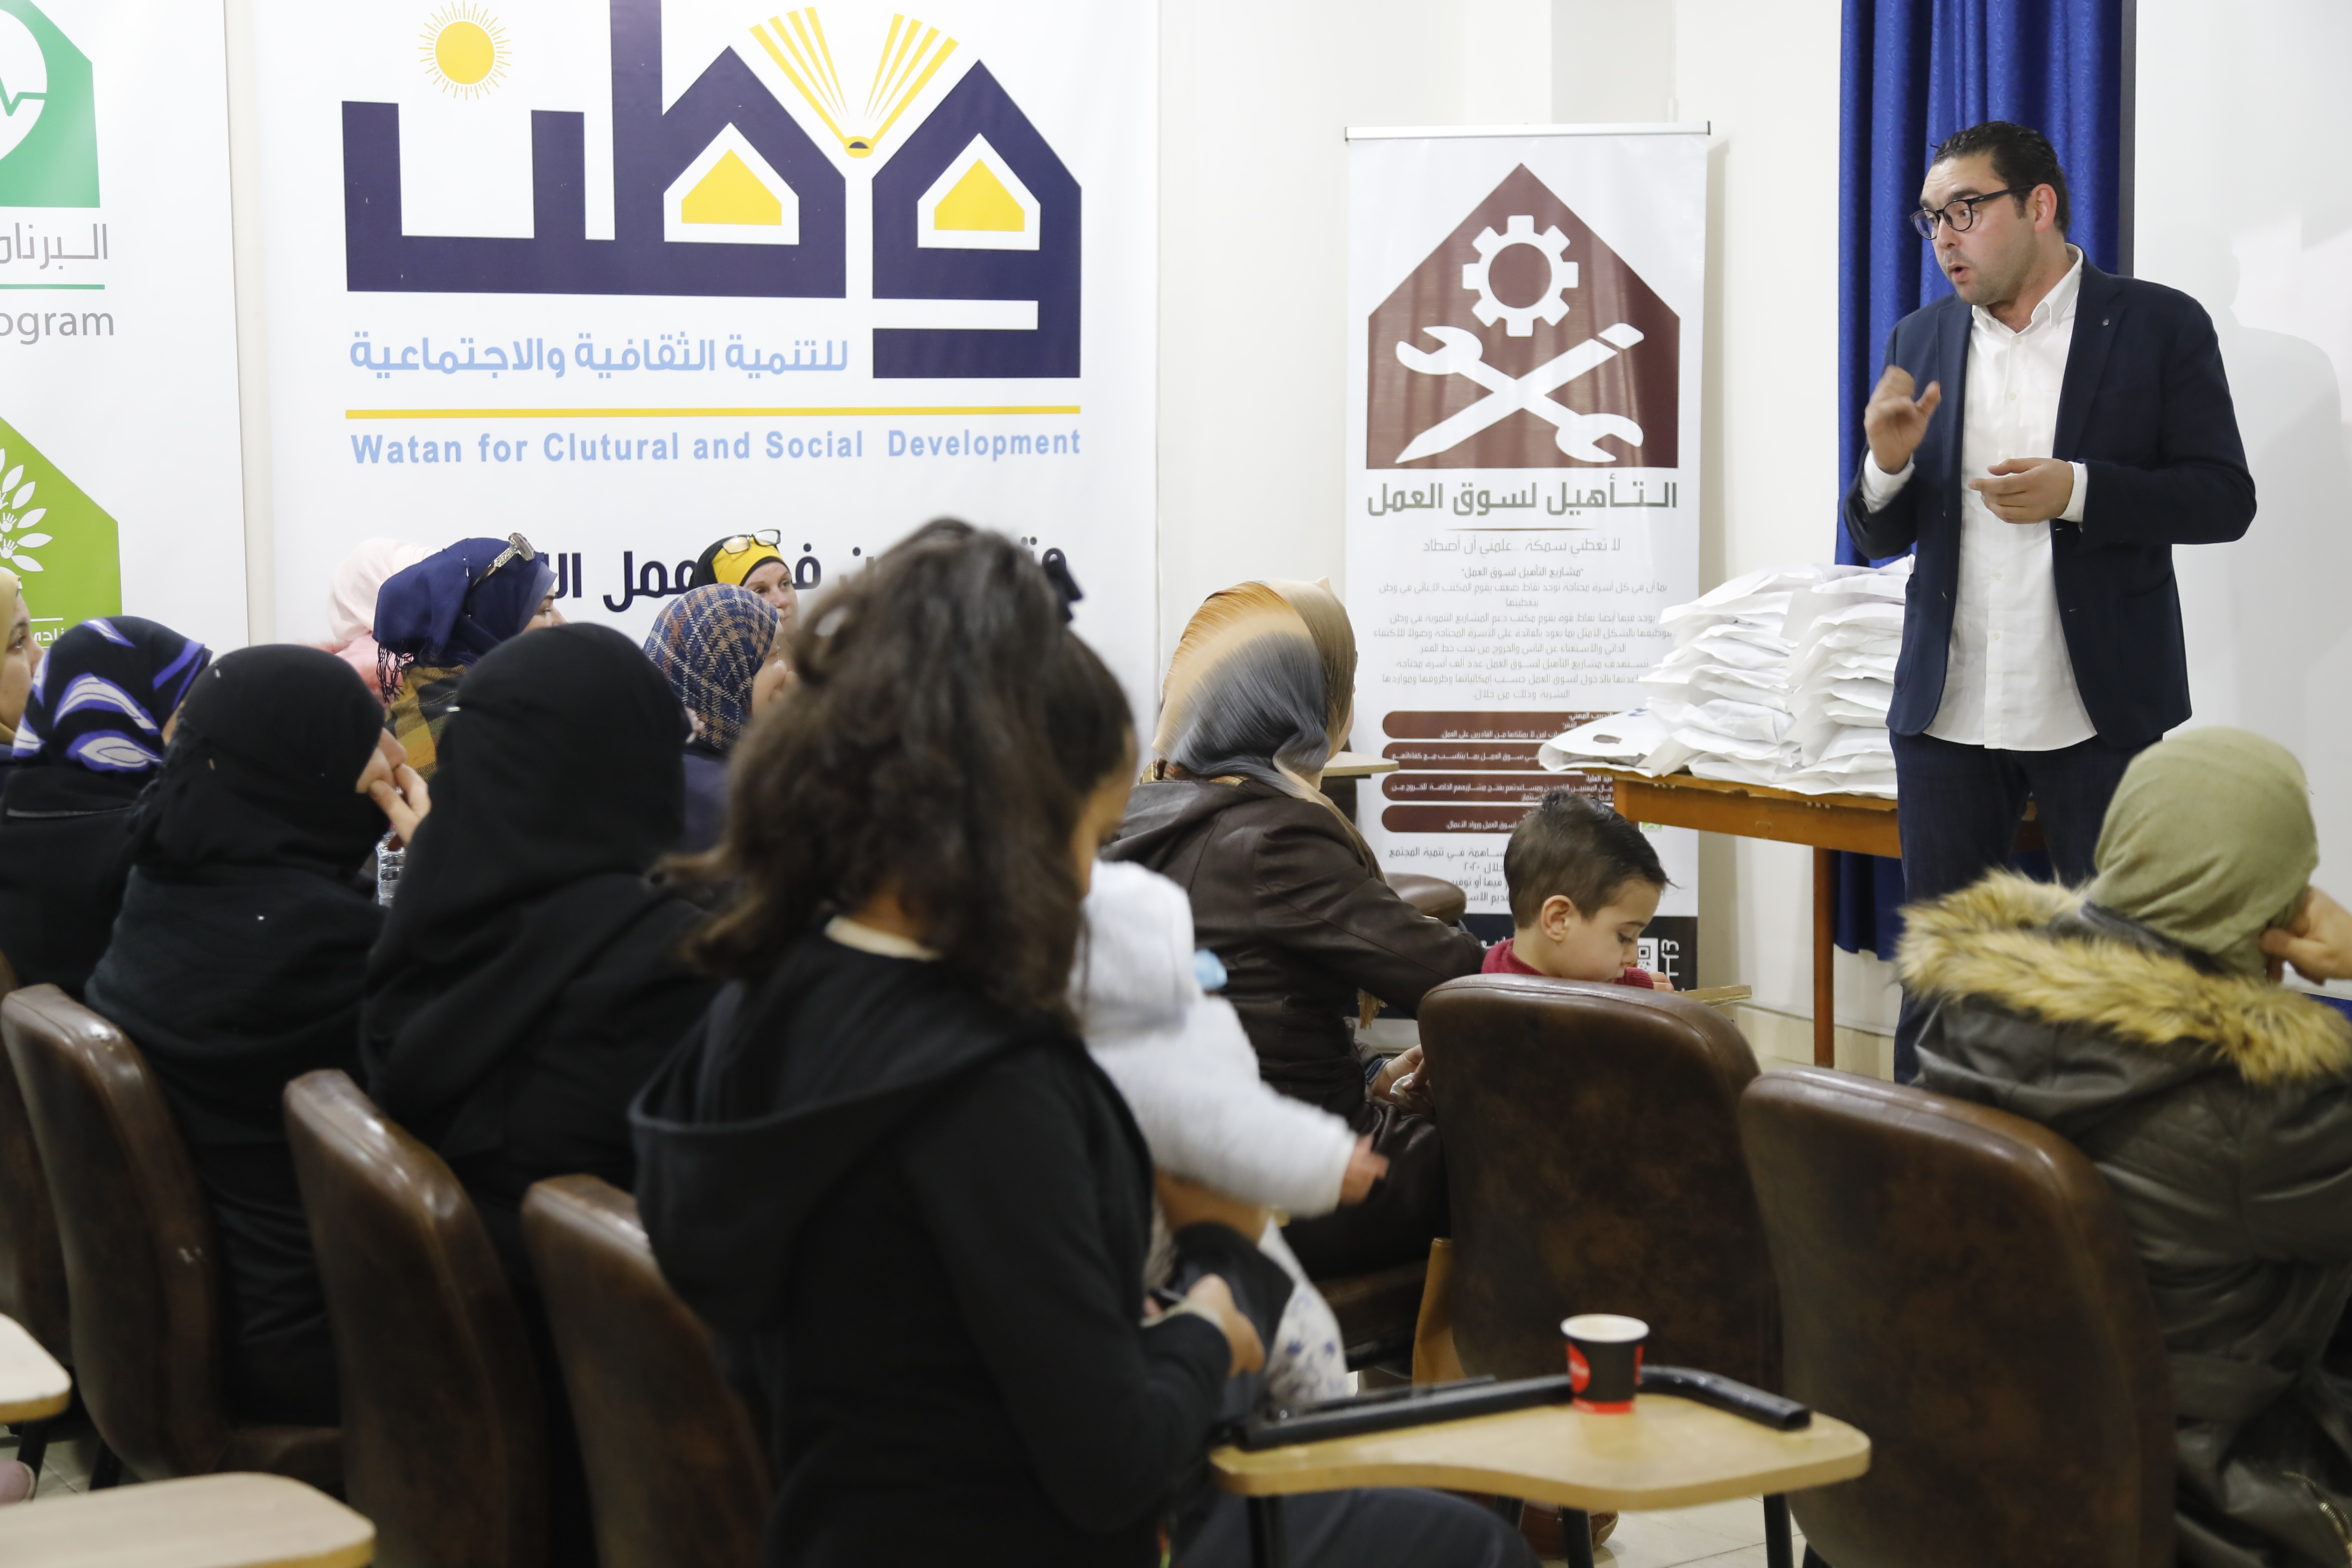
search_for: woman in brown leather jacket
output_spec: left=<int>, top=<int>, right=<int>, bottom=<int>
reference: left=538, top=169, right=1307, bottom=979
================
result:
left=1107, top=581, right=1485, bottom=1278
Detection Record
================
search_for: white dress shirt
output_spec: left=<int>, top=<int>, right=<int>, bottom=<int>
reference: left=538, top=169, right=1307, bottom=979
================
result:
left=1862, top=247, right=2095, bottom=751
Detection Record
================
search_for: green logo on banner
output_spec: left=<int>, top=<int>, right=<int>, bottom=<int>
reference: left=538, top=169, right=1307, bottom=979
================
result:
left=0, top=416, right=120, bottom=648
left=0, top=0, right=98, bottom=208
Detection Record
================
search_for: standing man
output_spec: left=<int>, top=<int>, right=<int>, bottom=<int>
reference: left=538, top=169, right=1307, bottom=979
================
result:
left=1846, top=121, right=2254, bottom=1081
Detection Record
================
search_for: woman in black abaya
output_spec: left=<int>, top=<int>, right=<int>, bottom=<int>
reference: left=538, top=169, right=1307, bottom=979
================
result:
left=361, top=622, right=718, bottom=1567
left=0, top=615, right=211, bottom=996
left=84, top=646, right=426, bottom=1426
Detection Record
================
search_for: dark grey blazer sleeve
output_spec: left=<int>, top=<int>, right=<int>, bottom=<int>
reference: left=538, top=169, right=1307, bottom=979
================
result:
left=2079, top=297, right=2255, bottom=547
left=1841, top=326, right=1925, bottom=561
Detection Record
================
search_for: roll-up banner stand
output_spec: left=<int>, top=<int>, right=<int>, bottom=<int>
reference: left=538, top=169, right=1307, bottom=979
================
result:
left=252, top=0, right=1157, bottom=706
left=0, top=0, right=250, bottom=656
left=1345, top=124, right=1704, bottom=979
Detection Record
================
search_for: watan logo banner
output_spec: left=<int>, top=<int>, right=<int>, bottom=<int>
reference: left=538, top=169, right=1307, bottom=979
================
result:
left=0, top=0, right=249, bottom=657
left=257, top=0, right=1152, bottom=701
left=1345, top=128, right=1703, bottom=954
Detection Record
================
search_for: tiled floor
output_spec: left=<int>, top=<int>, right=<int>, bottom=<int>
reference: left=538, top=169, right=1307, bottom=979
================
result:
left=1, top=1426, right=104, bottom=1498
left=1558, top=1496, right=1806, bottom=1567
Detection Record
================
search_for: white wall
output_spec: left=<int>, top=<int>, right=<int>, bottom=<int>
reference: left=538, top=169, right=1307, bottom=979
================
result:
left=2137, top=0, right=2352, bottom=947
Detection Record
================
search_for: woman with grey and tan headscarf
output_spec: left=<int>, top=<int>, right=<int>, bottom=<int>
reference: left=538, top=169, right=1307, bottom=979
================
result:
left=0, top=569, right=43, bottom=791
left=1106, top=579, right=1484, bottom=1280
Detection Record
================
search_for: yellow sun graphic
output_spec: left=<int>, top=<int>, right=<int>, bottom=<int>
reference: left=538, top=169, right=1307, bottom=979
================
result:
left=419, top=4, right=511, bottom=100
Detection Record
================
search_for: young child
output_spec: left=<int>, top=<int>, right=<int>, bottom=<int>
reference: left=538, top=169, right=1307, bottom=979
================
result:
left=1383, top=790, right=1672, bottom=1113
left=1073, top=859, right=1387, bottom=1405
left=1486, top=788, right=1673, bottom=987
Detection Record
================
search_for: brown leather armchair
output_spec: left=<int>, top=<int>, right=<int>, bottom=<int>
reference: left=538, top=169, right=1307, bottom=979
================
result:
left=0, top=951, right=68, bottom=1365
left=521, top=1175, right=770, bottom=1568
left=0, top=984, right=339, bottom=1490
left=1741, top=1067, right=2174, bottom=1567
left=1419, top=973, right=1777, bottom=1389
left=284, top=1069, right=545, bottom=1568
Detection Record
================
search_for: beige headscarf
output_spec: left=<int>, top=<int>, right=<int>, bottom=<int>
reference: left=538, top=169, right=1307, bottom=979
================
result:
left=2087, top=727, right=2316, bottom=978
left=0, top=567, right=23, bottom=749
left=1153, top=579, right=1356, bottom=800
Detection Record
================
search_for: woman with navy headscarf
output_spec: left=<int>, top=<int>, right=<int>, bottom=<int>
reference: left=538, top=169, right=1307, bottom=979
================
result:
left=376, top=533, right=558, bottom=777
left=0, top=616, right=210, bottom=996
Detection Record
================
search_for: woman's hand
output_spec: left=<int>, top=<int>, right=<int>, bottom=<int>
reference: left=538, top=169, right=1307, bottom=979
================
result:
left=357, top=731, right=432, bottom=846
left=1155, top=1171, right=1271, bottom=1241
left=1337, top=1135, right=1388, bottom=1204
left=2264, top=887, right=2352, bottom=984
left=1183, top=1274, right=1266, bottom=1377
left=1371, top=1045, right=1434, bottom=1115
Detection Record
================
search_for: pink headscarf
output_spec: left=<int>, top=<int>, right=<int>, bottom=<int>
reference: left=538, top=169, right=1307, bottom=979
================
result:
left=326, top=538, right=428, bottom=701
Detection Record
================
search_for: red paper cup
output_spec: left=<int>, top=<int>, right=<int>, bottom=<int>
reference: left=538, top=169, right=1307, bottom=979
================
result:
left=1562, top=1313, right=1648, bottom=1413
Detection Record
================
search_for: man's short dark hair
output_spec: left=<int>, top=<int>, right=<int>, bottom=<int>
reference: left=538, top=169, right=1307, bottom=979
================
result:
left=1932, top=121, right=2068, bottom=233
left=1503, top=789, right=1669, bottom=927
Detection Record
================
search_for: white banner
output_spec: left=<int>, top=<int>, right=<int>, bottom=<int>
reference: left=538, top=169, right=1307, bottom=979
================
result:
left=0, top=0, right=248, bottom=655
left=252, top=0, right=1156, bottom=701
left=1345, top=128, right=1703, bottom=966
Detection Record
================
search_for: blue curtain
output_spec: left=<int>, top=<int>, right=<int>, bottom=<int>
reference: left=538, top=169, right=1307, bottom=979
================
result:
left=1830, top=0, right=2124, bottom=957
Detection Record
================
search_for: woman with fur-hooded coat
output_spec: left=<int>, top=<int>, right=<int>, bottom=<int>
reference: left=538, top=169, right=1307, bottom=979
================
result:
left=1908, top=729, right=2352, bottom=1568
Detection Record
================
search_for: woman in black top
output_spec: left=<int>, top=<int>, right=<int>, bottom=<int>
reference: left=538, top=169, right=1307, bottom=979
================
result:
left=363, top=621, right=717, bottom=1564
left=0, top=616, right=210, bottom=996
left=83, top=645, right=426, bottom=1425
left=632, top=522, right=1530, bottom=1568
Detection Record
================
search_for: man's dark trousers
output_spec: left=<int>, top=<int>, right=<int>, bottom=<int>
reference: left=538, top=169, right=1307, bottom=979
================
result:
left=1887, top=729, right=2140, bottom=1081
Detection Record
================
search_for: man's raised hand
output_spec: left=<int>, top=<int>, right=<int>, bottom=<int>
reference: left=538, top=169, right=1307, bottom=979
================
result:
left=1863, top=365, right=1942, bottom=475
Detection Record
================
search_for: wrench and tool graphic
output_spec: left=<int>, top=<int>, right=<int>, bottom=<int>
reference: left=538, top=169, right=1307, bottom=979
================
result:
left=1392, top=322, right=1645, bottom=463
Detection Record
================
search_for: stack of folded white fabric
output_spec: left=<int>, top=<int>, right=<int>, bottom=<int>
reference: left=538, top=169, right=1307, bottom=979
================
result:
left=1536, top=559, right=1912, bottom=798
left=1779, top=559, right=1911, bottom=796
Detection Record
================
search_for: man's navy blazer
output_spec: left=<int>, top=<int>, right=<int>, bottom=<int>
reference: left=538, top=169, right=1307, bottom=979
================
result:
left=1841, top=260, right=2254, bottom=750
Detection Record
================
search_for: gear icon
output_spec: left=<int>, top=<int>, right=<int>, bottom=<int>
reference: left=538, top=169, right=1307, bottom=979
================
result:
left=1462, top=214, right=1576, bottom=336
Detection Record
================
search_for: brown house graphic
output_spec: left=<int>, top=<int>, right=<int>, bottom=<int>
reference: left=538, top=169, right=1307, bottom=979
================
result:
left=1367, top=164, right=1679, bottom=470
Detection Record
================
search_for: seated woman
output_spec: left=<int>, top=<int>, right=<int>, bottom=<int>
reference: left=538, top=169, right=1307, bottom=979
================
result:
left=375, top=534, right=556, bottom=776
left=691, top=530, right=800, bottom=629
left=0, top=569, right=40, bottom=793
left=0, top=616, right=210, bottom=996
left=1107, top=580, right=1485, bottom=1279
left=364, top=622, right=715, bottom=1566
left=632, top=524, right=1529, bottom=1568
left=321, top=537, right=426, bottom=702
left=1907, top=728, right=2352, bottom=1566
left=643, top=583, right=791, bottom=853
left=83, top=646, right=426, bottom=1426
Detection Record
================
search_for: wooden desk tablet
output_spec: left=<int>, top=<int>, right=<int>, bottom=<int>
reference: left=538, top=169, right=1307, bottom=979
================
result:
left=0, top=1472, right=375, bottom=1568
left=0, top=1312, right=68, bottom=1423
left=1214, top=1392, right=1869, bottom=1568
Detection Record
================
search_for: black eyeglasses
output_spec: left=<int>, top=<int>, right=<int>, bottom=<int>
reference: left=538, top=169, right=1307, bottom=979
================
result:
left=1910, top=187, right=2030, bottom=239
left=719, top=530, right=782, bottom=554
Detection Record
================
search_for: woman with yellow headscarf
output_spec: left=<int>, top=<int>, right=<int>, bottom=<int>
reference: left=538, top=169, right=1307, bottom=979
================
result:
left=1105, top=580, right=1484, bottom=1281
left=692, top=531, right=800, bottom=636
left=1906, top=728, right=2352, bottom=1565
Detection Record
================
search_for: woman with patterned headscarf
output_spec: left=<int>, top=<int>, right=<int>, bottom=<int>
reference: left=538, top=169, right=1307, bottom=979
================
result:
left=1106, top=580, right=1485, bottom=1280
left=375, top=534, right=556, bottom=777
left=0, top=615, right=210, bottom=996
left=643, top=583, right=789, bottom=851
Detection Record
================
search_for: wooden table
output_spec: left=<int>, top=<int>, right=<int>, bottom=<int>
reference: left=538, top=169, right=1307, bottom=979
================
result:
left=1215, top=1392, right=1869, bottom=1568
left=0, top=1472, right=374, bottom=1568
left=0, top=1312, right=69, bottom=1424
left=1580, top=767, right=2039, bottom=1067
